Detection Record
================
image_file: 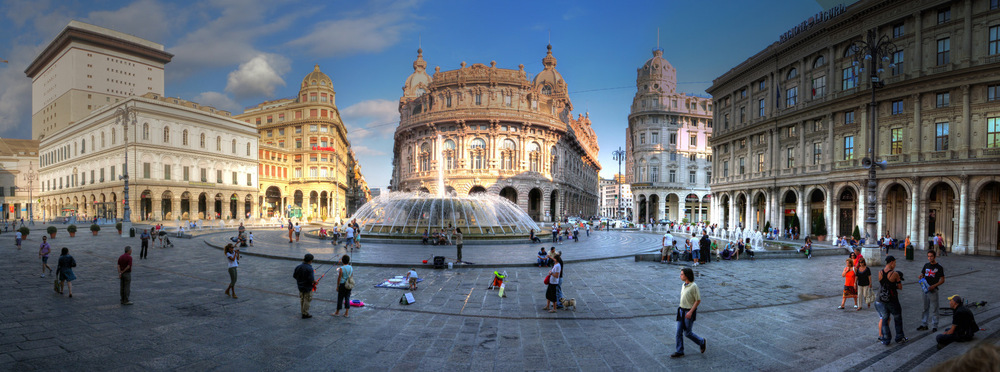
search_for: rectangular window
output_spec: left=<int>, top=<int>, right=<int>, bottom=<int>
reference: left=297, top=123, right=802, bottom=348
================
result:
left=651, top=132, right=659, bottom=144
left=111, top=166, right=116, bottom=180
left=758, top=98, right=765, bottom=117
left=669, top=170, right=676, bottom=183
left=201, top=168, right=207, bottom=182
left=164, top=165, right=171, bottom=180
left=936, top=92, right=950, bottom=108
left=689, top=153, right=697, bottom=162
left=738, top=157, right=745, bottom=175
left=844, top=111, right=855, bottom=125
left=295, top=126, right=302, bottom=134
left=670, top=152, right=677, bottom=161
left=757, top=153, right=765, bottom=172
left=143, top=163, right=150, bottom=179
left=785, top=87, right=797, bottom=107
left=989, top=85, right=1000, bottom=101
left=475, top=94, right=482, bottom=105
left=446, top=96, right=452, bottom=107
left=310, top=124, right=318, bottom=132
left=100, top=169, right=105, bottom=182
left=669, top=134, right=677, bottom=144
left=740, top=89, right=747, bottom=98
left=993, top=0, right=999, bottom=10
left=740, top=107, right=746, bottom=123
left=936, top=122, right=950, bottom=151
left=759, top=80, right=766, bottom=91
left=812, top=76, right=826, bottom=97
left=689, top=171, right=696, bottom=184
left=937, top=8, right=950, bottom=24
left=842, top=67, right=856, bottom=90
left=937, top=38, right=950, bottom=65
left=883, top=127, right=903, bottom=157
left=247, top=174, right=253, bottom=186
left=295, top=168, right=302, bottom=178
left=216, top=170, right=223, bottom=183
left=232, top=172, right=238, bottom=185
left=90, top=170, right=95, bottom=184
left=639, top=134, right=645, bottom=144
left=891, top=100, right=904, bottom=115
left=739, top=138, right=746, bottom=149
left=892, top=23, right=904, bottom=38
left=183, top=166, right=190, bottom=181
left=786, top=148, right=795, bottom=168
left=990, top=26, right=999, bottom=56
left=891, top=50, right=904, bottom=76
left=724, top=114, right=729, bottom=129
left=690, top=135, right=697, bottom=147
left=844, top=136, right=854, bottom=160
left=812, top=143, right=822, bottom=165
left=988, top=117, right=1000, bottom=148
left=723, top=161, right=729, bottom=177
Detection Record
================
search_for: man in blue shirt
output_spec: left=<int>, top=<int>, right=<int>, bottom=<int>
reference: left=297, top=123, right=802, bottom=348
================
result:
left=293, top=254, right=317, bottom=319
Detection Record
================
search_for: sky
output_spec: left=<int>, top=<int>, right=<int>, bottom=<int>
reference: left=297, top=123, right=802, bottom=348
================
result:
left=0, top=0, right=829, bottom=190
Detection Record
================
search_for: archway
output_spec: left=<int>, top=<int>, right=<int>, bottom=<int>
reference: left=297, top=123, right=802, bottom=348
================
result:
left=884, top=184, right=908, bottom=241
left=265, top=186, right=281, bottom=218
left=418, top=187, right=430, bottom=194
left=926, top=183, right=955, bottom=249
left=140, top=190, right=152, bottom=221
left=244, top=194, right=253, bottom=219
left=648, top=194, right=659, bottom=222
left=214, top=193, right=223, bottom=219
left=320, top=191, right=328, bottom=217
left=229, top=193, right=238, bottom=219
left=636, top=195, right=647, bottom=223
left=975, top=181, right=1000, bottom=256
left=808, top=189, right=826, bottom=237
left=445, top=186, right=456, bottom=196
left=720, top=194, right=731, bottom=229
left=309, top=191, right=319, bottom=218
left=684, top=193, right=699, bottom=223
left=469, top=186, right=487, bottom=195
left=549, top=190, right=558, bottom=222
left=499, top=187, right=518, bottom=204
left=838, top=188, right=856, bottom=237
left=161, top=190, right=173, bottom=220
left=528, top=188, right=542, bottom=221
left=198, top=192, right=207, bottom=220
left=782, top=190, right=799, bottom=232
left=665, top=194, right=679, bottom=222
left=181, top=191, right=191, bottom=220
left=292, top=190, right=304, bottom=218
left=753, top=192, right=767, bottom=231
left=735, top=193, right=747, bottom=228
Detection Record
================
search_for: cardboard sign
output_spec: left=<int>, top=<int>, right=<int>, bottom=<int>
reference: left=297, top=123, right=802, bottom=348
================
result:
left=399, top=292, right=415, bottom=305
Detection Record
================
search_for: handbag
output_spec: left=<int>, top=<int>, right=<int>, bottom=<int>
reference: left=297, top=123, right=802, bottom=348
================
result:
left=344, top=269, right=355, bottom=290
left=543, top=274, right=550, bottom=285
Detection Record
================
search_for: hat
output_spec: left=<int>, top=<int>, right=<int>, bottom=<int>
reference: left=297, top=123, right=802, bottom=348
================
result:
left=884, top=255, right=896, bottom=263
left=948, top=294, right=963, bottom=303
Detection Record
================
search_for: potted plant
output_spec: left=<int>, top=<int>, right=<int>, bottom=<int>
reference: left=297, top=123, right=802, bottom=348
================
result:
left=812, top=214, right=827, bottom=241
left=116, top=222, right=123, bottom=234
left=763, top=220, right=771, bottom=235
left=18, top=226, right=30, bottom=239
left=67, top=224, right=77, bottom=237
left=90, top=224, right=101, bottom=236
left=47, top=225, right=57, bottom=239
left=852, top=225, right=862, bottom=242
left=789, top=213, right=801, bottom=239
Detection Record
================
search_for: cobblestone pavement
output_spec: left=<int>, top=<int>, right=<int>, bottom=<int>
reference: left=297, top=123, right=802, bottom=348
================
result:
left=2, top=231, right=998, bottom=371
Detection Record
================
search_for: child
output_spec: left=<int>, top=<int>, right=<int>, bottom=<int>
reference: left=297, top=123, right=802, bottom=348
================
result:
left=405, top=268, right=419, bottom=290
left=248, top=232, right=254, bottom=247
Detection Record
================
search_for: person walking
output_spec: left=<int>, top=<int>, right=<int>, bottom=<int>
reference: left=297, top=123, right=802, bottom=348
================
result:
left=345, top=224, right=355, bottom=250
left=856, top=259, right=873, bottom=310
left=554, top=252, right=565, bottom=309
left=936, top=294, right=979, bottom=349
left=671, top=267, right=706, bottom=358
left=57, top=247, right=77, bottom=297
left=917, top=250, right=945, bottom=332
left=878, top=255, right=906, bottom=345
left=39, top=236, right=53, bottom=277
left=248, top=231, right=254, bottom=247
left=287, top=222, right=294, bottom=243
left=293, top=254, right=316, bottom=319
left=455, top=228, right=464, bottom=263
left=224, top=244, right=239, bottom=299
left=332, top=255, right=353, bottom=317
left=937, top=233, right=948, bottom=256
left=117, top=246, right=133, bottom=305
left=139, top=229, right=150, bottom=259
left=294, top=223, right=301, bottom=242
left=15, top=229, right=22, bottom=250
left=839, top=258, right=858, bottom=309
left=543, top=253, right=561, bottom=313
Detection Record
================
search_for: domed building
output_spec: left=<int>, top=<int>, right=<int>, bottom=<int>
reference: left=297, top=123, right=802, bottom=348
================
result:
left=391, top=46, right=600, bottom=222
left=235, top=65, right=370, bottom=221
left=626, top=48, right=713, bottom=224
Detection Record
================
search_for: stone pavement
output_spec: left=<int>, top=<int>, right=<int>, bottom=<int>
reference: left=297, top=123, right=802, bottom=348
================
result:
left=2, top=230, right=998, bottom=371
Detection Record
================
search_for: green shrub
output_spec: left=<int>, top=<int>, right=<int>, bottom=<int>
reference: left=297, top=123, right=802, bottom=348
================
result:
left=47, top=226, right=57, bottom=235
left=19, top=226, right=30, bottom=238
left=90, top=224, right=101, bottom=232
left=115, top=222, right=123, bottom=231
left=67, top=225, right=78, bottom=233
left=812, top=214, right=827, bottom=236
left=852, top=225, right=862, bottom=241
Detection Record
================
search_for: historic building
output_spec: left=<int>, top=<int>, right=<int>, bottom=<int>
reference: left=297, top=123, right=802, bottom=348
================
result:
left=28, top=22, right=259, bottom=222
left=599, top=178, right=632, bottom=219
left=390, top=46, right=601, bottom=221
left=0, top=139, right=41, bottom=221
left=708, top=0, right=1000, bottom=255
left=235, top=65, right=368, bottom=221
left=626, top=48, right=713, bottom=225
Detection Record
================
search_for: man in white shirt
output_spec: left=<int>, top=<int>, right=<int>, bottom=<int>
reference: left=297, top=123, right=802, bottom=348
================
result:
left=662, top=232, right=675, bottom=263
left=345, top=225, right=355, bottom=249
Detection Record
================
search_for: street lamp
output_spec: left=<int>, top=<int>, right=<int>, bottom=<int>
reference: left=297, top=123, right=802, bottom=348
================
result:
left=612, top=147, right=626, bottom=220
left=22, top=161, right=37, bottom=225
left=849, top=28, right=897, bottom=264
left=114, top=103, right=136, bottom=236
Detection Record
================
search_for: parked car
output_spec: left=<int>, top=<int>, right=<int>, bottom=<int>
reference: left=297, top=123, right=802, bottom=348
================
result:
left=658, top=219, right=672, bottom=225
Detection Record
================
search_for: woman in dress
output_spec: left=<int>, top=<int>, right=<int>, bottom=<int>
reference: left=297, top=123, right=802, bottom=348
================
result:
left=333, top=255, right=353, bottom=317
left=57, top=247, right=77, bottom=297
left=543, top=254, right=562, bottom=313
left=839, top=258, right=858, bottom=309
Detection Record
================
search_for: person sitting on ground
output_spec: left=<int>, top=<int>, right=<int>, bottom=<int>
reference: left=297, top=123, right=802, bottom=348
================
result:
left=799, top=237, right=813, bottom=259
left=721, top=242, right=734, bottom=260
left=538, top=247, right=549, bottom=267
left=437, top=230, right=448, bottom=246
left=404, top=268, right=419, bottom=290
left=936, top=294, right=979, bottom=349
left=431, top=230, right=442, bottom=245
left=744, top=238, right=755, bottom=259
left=530, top=229, right=541, bottom=243
left=319, top=227, right=327, bottom=239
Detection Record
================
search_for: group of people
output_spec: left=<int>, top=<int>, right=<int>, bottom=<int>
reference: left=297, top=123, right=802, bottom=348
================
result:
left=37, top=236, right=78, bottom=298
left=422, top=225, right=454, bottom=246
left=318, top=220, right=360, bottom=250
left=293, top=253, right=355, bottom=319
left=660, top=232, right=752, bottom=265
left=548, top=223, right=588, bottom=244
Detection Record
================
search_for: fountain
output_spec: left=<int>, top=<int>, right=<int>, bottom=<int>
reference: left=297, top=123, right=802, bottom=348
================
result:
left=348, top=134, right=542, bottom=241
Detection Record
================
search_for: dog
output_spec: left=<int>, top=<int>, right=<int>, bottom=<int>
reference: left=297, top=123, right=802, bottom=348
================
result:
left=559, top=298, right=577, bottom=311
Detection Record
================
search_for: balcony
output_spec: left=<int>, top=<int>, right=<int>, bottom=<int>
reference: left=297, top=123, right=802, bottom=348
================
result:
left=983, top=147, right=1000, bottom=157
left=929, top=151, right=949, bottom=159
left=983, top=55, right=1000, bottom=65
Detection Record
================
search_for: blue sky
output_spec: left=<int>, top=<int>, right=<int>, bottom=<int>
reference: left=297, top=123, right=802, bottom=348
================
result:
left=0, top=0, right=827, bottom=190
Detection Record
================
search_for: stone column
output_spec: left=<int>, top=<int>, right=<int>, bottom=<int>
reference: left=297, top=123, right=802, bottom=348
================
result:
left=152, top=194, right=162, bottom=222
left=955, top=176, right=969, bottom=254
left=877, top=200, right=886, bottom=241
left=911, top=93, right=922, bottom=159
left=796, top=187, right=805, bottom=238
left=914, top=10, right=923, bottom=74
left=919, top=201, right=928, bottom=250
left=678, top=199, right=686, bottom=224
left=802, top=196, right=811, bottom=237
left=909, top=177, right=920, bottom=250
left=826, top=184, right=835, bottom=240
left=961, top=85, right=971, bottom=158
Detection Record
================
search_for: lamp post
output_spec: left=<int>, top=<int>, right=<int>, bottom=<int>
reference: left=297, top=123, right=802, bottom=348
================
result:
left=849, top=28, right=897, bottom=265
left=114, top=104, right=136, bottom=237
left=612, top=147, right=626, bottom=220
left=22, top=161, right=37, bottom=225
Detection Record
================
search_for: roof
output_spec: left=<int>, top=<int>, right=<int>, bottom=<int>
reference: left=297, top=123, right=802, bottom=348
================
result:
left=25, top=20, right=173, bottom=78
left=0, top=138, right=40, bottom=156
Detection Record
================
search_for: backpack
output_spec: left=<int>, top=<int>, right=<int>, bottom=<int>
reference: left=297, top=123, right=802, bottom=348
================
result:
left=343, top=267, right=355, bottom=290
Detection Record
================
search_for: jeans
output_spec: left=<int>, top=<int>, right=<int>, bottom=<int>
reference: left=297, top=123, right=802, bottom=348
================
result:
left=675, top=311, right=705, bottom=354
left=336, top=283, right=352, bottom=311
left=555, top=283, right=563, bottom=306
left=692, top=249, right=700, bottom=262
left=936, top=331, right=971, bottom=347
left=880, top=301, right=905, bottom=343
left=921, top=289, right=940, bottom=328
left=140, top=241, right=148, bottom=259
left=119, top=272, right=131, bottom=304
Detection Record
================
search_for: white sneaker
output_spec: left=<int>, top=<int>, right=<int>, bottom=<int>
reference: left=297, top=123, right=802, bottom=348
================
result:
left=41, top=274, right=45, bottom=278
left=693, top=262, right=699, bottom=266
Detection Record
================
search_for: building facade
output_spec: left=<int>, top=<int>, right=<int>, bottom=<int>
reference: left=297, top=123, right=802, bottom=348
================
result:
left=0, top=139, right=41, bottom=221
left=599, top=178, right=632, bottom=219
left=708, top=0, right=1000, bottom=256
left=235, top=65, right=367, bottom=221
left=390, top=46, right=601, bottom=222
left=626, top=48, right=714, bottom=225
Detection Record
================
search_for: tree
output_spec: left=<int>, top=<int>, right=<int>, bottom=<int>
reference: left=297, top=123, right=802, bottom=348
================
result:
left=852, top=225, right=862, bottom=241
left=812, top=214, right=827, bottom=236
left=763, top=220, right=771, bottom=233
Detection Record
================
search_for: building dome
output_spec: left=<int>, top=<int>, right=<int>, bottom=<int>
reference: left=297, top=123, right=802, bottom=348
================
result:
left=532, top=44, right=566, bottom=93
left=636, top=48, right=676, bottom=94
left=301, top=64, right=333, bottom=88
left=402, top=48, right=433, bottom=99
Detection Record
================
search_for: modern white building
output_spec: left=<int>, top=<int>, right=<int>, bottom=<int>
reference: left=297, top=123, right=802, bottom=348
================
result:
left=599, top=178, right=632, bottom=219
left=0, top=139, right=41, bottom=222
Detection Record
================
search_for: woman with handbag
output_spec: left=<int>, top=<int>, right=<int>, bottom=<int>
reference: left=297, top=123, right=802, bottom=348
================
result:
left=543, top=254, right=561, bottom=313
left=332, top=255, right=354, bottom=317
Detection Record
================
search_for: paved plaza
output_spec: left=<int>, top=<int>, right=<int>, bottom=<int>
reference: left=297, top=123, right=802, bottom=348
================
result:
left=2, top=227, right=999, bottom=371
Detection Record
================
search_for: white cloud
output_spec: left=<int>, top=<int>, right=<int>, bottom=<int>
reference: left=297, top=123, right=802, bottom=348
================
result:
left=352, top=146, right=387, bottom=156
left=289, top=0, right=418, bottom=57
left=84, top=0, right=172, bottom=42
left=341, top=99, right=399, bottom=139
left=193, top=91, right=243, bottom=113
left=224, top=54, right=290, bottom=99
left=0, top=42, right=45, bottom=137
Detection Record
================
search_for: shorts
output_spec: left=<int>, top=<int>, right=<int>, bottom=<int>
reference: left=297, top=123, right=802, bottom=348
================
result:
left=408, top=277, right=417, bottom=286
left=15, top=238, right=21, bottom=246
left=295, top=232, right=300, bottom=237
left=42, top=256, right=49, bottom=264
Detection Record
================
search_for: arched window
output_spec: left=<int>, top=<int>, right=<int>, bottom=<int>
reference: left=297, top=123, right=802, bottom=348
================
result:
left=246, top=143, right=251, bottom=156
left=542, top=84, right=552, bottom=95
left=786, top=68, right=798, bottom=80
left=232, top=139, right=237, bottom=154
left=813, top=55, right=825, bottom=69
left=142, top=123, right=149, bottom=140
left=443, top=139, right=456, bottom=170
left=528, top=142, right=541, bottom=172
left=216, top=136, right=221, bottom=151
left=163, top=126, right=170, bottom=142
left=200, top=133, right=205, bottom=148
left=101, top=132, right=106, bottom=148
left=501, top=139, right=517, bottom=170
left=469, top=138, right=486, bottom=170
left=111, top=128, right=117, bottom=145
left=81, top=139, right=86, bottom=154
left=419, top=142, right=431, bottom=172
left=550, top=146, right=558, bottom=174
left=182, top=130, right=189, bottom=146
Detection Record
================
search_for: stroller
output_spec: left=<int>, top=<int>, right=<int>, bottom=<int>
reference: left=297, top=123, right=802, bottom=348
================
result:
left=487, top=270, right=507, bottom=290
left=158, top=231, right=174, bottom=248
